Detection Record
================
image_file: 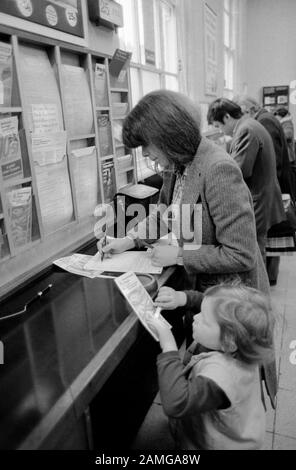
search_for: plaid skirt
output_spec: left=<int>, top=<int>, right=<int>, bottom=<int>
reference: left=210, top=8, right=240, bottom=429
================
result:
left=266, top=230, right=296, bottom=256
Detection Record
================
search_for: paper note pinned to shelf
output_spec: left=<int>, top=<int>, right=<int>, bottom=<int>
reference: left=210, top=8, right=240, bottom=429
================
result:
left=84, top=250, right=162, bottom=274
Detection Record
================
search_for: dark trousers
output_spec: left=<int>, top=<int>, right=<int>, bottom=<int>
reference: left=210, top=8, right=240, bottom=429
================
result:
left=266, top=256, right=280, bottom=283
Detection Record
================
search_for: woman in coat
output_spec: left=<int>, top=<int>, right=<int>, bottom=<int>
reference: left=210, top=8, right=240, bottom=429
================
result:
left=98, top=90, right=276, bottom=407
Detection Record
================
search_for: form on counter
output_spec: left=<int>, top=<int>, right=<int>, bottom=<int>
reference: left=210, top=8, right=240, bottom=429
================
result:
left=84, top=250, right=162, bottom=274
left=115, top=272, right=171, bottom=341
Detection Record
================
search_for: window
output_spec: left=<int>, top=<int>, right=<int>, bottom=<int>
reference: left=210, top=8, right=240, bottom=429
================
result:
left=118, top=0, right=179, bottom=180
left=223, top=0, right=235, bottom=97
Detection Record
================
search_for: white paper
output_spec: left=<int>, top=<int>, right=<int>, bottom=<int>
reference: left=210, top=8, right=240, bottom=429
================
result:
left=53, top=253, right=103, bottom=278
left=71, top=146, right=98, bottom=217
left=61, top=64, right=94, bottom=136
left=115, top=272, right=171, bottom=341
left=7, top=187, right=32, bottom=247
left=34, top=153, right=73, bottom=234
left=31, top=131, right=67, bottom=165
left=18, top=45, right=64, bottom=133
left=31, top=103, right=60, bottom=134
left=84, top=250, right=162, bottom=274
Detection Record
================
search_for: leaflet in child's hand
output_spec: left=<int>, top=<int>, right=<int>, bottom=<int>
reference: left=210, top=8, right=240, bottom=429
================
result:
left=115, top=272, right=171, bottom=341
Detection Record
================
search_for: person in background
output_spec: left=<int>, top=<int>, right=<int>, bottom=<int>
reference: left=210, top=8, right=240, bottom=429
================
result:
left=148, top=284, right=275, bottom=450
left=98, top=90, right=276, bottom=408
left=207, top=98, right=285, bottom=266
left=234, top=96, right=294, bottom=285
left=274, top=107, right=296, bottom=170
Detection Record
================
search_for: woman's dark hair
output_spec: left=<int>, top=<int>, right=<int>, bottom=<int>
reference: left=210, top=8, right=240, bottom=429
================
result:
left=122, top=90, right=201, bottom=165
left=207, top=98, right=243, bottom=124
left=274, top=107, right=289, bottom=118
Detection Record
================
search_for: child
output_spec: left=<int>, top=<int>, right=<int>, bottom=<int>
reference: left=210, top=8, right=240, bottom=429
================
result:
left=148, top=284, right=275, bottom=450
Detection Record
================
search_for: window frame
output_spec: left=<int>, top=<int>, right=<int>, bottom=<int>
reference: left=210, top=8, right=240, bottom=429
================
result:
left=118, top=0, right=179, bottom=181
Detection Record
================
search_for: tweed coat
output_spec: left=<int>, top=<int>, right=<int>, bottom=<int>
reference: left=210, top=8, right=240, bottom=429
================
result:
left=134, top=136, right=269, bottom=295
left=230, top=116, right=285, bottom=238
left=131, top=136, right=277, bottom=407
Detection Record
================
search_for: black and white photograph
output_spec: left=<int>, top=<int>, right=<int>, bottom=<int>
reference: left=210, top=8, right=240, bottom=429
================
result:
left=0, top=0, right=296, bottom=461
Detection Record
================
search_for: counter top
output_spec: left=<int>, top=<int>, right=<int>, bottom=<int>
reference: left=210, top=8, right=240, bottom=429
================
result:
left=0, top=243, right=174, bottom=449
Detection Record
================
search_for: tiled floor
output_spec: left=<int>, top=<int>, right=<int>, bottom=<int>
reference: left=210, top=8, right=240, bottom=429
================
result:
left=132, top=255, right=296, bottom=450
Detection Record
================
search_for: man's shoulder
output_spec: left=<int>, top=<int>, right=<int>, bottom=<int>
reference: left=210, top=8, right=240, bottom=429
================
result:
left=198, top=137, right=231, bottom=164
left=236, top=116, right=270, bottom=141
left=257, top=109, right=280, bottom=129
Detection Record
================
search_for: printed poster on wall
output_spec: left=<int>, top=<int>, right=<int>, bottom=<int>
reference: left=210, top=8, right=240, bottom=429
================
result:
left=0, top=0, right=84, bottom=38
left=204, top=3, right=218, bottom=96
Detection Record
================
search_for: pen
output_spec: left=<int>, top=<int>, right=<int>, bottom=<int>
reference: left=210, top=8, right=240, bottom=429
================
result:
left=0, top=283, right=53, bottom=321
left=100, top=224, right=107, bottom=262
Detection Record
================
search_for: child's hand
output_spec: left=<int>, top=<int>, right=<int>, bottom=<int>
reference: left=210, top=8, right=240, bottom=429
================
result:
left=154, top=287, right=187, bottom=310
left=147, top=316, right=177, bottom=352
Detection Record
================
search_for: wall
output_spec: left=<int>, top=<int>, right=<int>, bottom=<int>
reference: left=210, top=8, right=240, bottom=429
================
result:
left=87, top=12, right=119, bottom=56
left=246, top=0, right=296, bottom=124
left=177, top=0, right=224, bottom=104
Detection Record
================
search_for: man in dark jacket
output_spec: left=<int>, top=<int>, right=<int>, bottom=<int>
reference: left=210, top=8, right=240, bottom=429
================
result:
left=234, top=96, right=294, bottom=285
left=207, top=98, right=285, bottom=266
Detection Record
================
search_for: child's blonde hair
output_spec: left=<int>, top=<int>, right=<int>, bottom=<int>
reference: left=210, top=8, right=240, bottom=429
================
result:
left=204, top=284, right=275, bottom=365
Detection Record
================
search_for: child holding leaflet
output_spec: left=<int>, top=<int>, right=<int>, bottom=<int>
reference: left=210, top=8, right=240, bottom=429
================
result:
left=148, top=284, right=275, bottom=450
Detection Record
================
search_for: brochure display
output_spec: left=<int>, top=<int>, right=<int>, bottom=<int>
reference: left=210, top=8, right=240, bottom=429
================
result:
left=71, top=146, right=100, bottom=217
left=0, top=30, right=135, bottom=297
left=18, top=44, right=64, bottom=133
left=101, top=157, right=116, bottom=203
left=0, top=41, right=12, bottom=107
left=97, top=113, right=113, bottom=157
left=0, top=116, right=23, bottom=181
left=7, top=187, right=32, bottom=248
left=61, top=64, right=94, bottom=136
left=94, top=63, right=108, bottom=107
left=32, top=131, right=73, bottom=233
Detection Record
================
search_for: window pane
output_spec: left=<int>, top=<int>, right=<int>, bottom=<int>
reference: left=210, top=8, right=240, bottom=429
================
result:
left=160, top=1, right=178, bottom=73
left=142, top=70, right=160, bottom=94
left=130, top=67, right=142, bottom=106
left=117, top=0, right=140, bottom=63
left=164, top=74, right=179, bottom=91
left=224, top=0, right=230, bottom=12
left=139, top=0, right=157, bottom=67
left=224, top=12, right=230, bottom=47
left=228, top=54, right=234, bottom=90
left=224, top=51, right=234, bottom=90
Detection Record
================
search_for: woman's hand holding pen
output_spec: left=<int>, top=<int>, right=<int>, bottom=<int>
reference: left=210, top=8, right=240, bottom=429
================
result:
left=96, top=236, right=135, bottom=258
left=154, top=287, right=187, bottom=310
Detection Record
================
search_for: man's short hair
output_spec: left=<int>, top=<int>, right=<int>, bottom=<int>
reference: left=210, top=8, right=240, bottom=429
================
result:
left=207, top=98, right=243, bottom=124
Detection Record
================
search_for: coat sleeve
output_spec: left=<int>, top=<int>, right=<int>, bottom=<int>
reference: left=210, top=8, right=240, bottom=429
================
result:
left=259, top=116, right=283, bottom=172
left=184, top=290, right=204, bottom=310
left=182, top=159, right=257, bottom=274
left=231, top=127, right=260, bottom=179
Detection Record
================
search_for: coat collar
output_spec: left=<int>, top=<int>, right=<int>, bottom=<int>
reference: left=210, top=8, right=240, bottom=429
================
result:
left=181, top=137, right=205, bottom=210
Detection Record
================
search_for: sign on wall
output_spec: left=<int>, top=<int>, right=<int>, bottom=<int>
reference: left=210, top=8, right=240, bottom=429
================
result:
left=204, top=3, right=218, bottom=96
left=263, top=85, right=289, bottom=113
left=0, top=0, right=86, bottom=45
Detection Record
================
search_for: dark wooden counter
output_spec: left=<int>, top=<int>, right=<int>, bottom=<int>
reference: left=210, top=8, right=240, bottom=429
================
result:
left=0, top=244, right=175, bottom=450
